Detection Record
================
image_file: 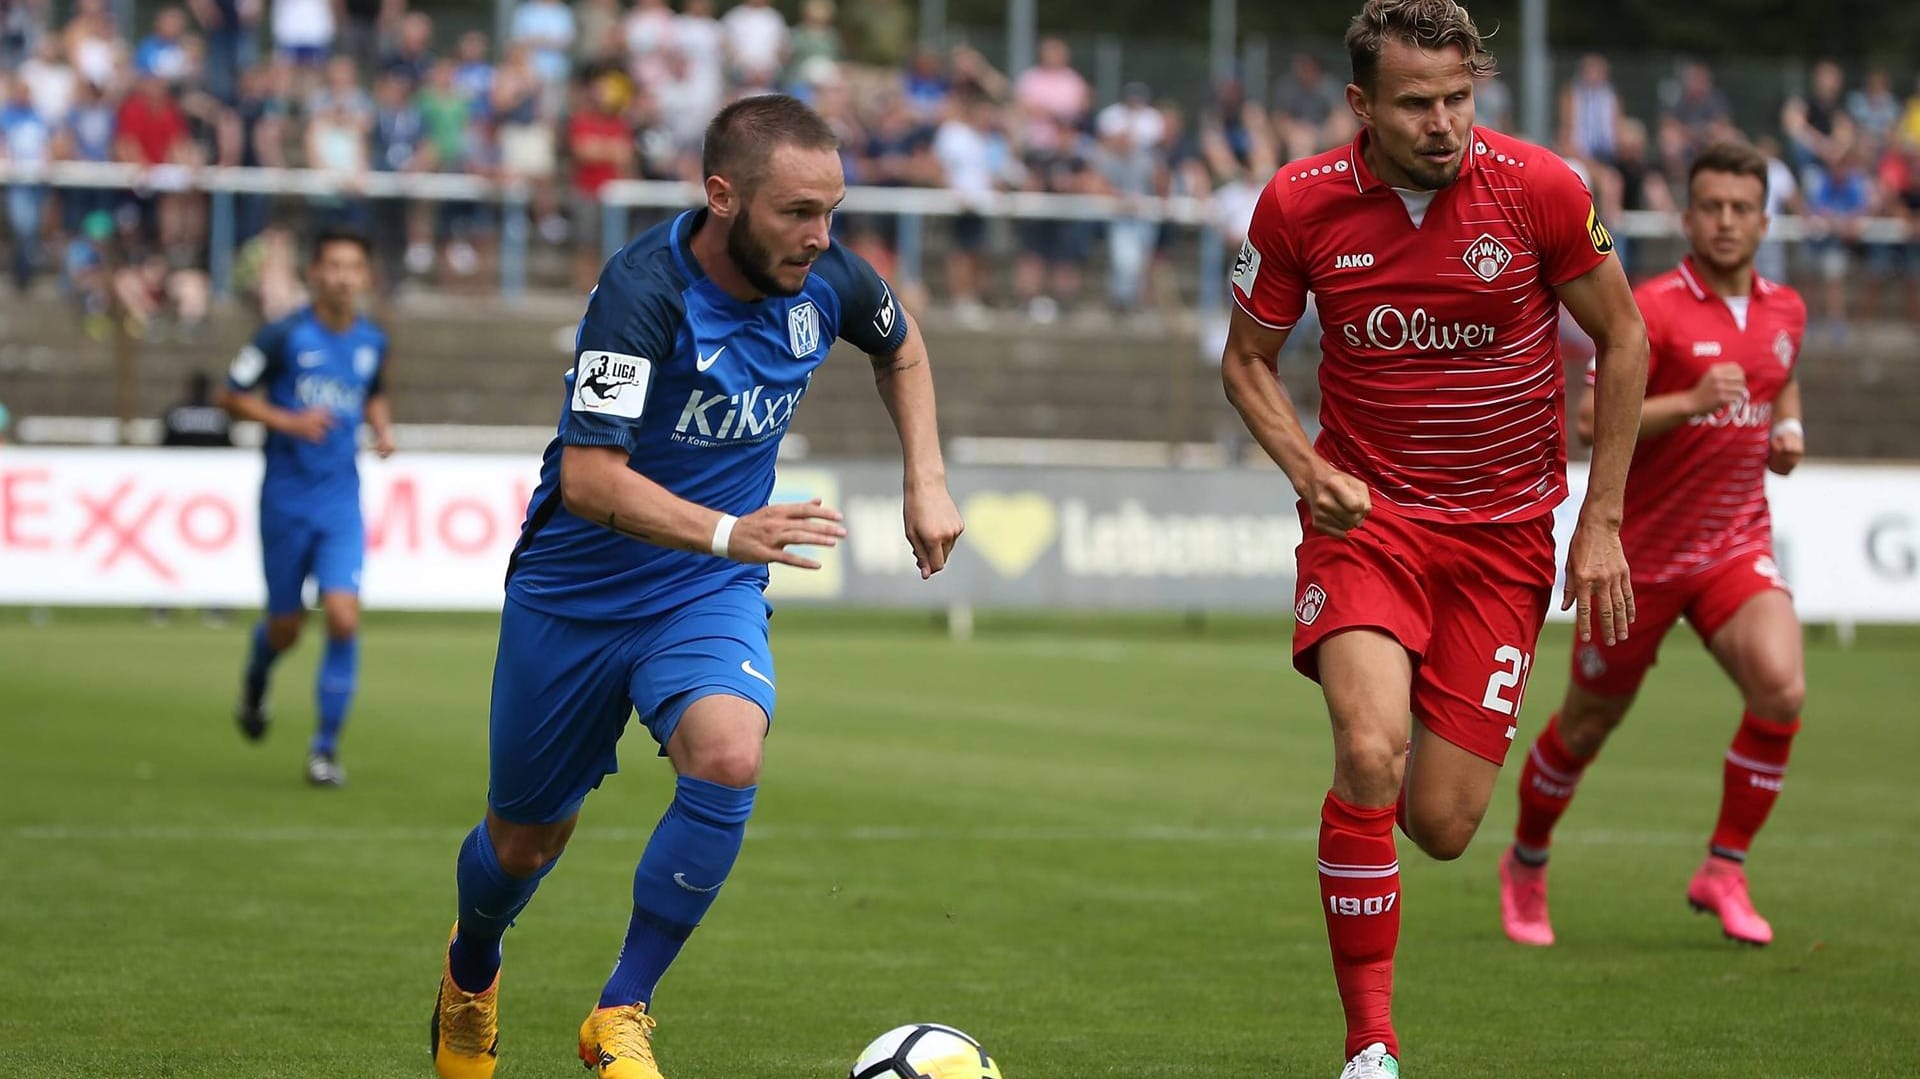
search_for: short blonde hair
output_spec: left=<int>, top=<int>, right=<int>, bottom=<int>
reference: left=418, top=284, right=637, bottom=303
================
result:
left=1345, top=0, right=1497, bottom=91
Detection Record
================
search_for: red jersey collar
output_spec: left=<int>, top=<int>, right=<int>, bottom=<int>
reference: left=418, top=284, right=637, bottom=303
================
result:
left=1677, top=255, right=1776, bottom=303
left=1347, top=127, right=1481, bottom=193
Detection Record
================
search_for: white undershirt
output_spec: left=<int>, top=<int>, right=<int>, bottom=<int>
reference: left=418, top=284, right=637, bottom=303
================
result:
left=1724, top=295, right=1750, bottom=332
left=1393, top=188, right=1438, bottom=228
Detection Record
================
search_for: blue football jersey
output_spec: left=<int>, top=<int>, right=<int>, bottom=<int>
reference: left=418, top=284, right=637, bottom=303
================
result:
left=506, top=210, right=908, bottom=620
left=226, top=308, right=388, bottom=515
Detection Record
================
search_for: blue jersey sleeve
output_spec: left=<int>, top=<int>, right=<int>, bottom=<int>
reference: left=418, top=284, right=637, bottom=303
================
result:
left=561, top=269, right=682, bottom=454
left=226, top=318, right=291, bottom=392
left=367, top=330, right=389, bottom=396
left=816, top=244, right=908, bottom=357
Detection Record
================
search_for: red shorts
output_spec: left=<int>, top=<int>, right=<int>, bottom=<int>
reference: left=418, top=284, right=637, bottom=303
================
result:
left=1569, top=552, right=1788, bottom=697
left=1292, top=503, right=1557, bottom=765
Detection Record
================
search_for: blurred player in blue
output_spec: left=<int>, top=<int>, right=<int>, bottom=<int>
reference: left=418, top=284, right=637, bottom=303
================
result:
left=429, top=95, right=965, bottom=1079
left=218, top=225, right=395, bottom=788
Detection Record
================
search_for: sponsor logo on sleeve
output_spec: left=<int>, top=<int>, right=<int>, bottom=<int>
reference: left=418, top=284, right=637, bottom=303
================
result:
left=1586, top=203, right=1614, bottom=254
left=571, top=351, right=653, bottom=418
left=873, top=281, right=898, bottom=339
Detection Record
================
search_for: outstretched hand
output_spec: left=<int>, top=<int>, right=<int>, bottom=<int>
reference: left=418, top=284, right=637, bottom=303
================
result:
left=723, top=500, right=847, bottom=570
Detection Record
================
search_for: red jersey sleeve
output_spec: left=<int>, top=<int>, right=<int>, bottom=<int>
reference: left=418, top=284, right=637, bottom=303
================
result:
left=1527, top=150, right=1614, bottom=286
left=1781, top=291, right=1808, bottom=378
left=1230, top=179, right=1308, bottom=330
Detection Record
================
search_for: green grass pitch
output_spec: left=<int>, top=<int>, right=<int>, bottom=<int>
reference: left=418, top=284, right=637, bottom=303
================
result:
left=2, top=610, right=1916, bottom=1078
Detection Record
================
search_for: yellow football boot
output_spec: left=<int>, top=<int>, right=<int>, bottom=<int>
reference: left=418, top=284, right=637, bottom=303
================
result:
left=578, top=1003, right=665, bottom=1078
left=430, top=928, right=500, bottom=1079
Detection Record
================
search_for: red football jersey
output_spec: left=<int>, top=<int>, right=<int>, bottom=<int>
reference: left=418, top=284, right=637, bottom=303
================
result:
left=1233, top=128, right=1613, bottom=523
left=1595, top=258, right=1805, bottom=584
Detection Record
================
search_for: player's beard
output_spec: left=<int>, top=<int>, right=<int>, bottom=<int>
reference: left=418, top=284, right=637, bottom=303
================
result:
left=727, top=206, right=804, bottom=298
left=1403, top=142, right=1464, bottom=191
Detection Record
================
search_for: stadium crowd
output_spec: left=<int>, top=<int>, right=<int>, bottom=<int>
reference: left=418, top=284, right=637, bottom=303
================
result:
left=1, top=0, right=1917, bottom=331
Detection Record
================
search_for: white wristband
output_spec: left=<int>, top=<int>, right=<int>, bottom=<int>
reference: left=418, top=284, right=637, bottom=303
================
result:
left=710, top=514, right=738, bottom=558
left=1771, top=418, right=1804, bottom=440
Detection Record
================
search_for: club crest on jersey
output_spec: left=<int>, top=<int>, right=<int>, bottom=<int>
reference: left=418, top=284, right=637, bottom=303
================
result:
left=571, top=350, right=653, bottom=419
left=1772, top=329, right=1795, bottom=368
left=1578, top=645, right=1607, bottom=681
left=1296, top=583, right=1327, bottom=625
left=354, top=345, right=378, bottom=379
left=1462, top=233, right=1513, bottom=283
left=788, top=301, right=821, bottom=358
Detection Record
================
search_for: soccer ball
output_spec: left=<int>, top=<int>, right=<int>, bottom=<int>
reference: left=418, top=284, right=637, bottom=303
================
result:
left=850, top=1023, right=1002, bottom=1079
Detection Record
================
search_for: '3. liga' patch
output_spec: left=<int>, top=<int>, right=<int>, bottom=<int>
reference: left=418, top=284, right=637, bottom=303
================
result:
left=1231, top=239, right=1261, bottom=295
left=571, top=351, right=652, bottom=419
left=1586, top=203, right=1614, bottom=255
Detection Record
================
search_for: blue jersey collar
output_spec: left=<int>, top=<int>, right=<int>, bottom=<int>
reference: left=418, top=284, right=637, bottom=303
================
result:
left=670, top=209, right=706, bottom=283
left=673, top=208, right=774, bottom=311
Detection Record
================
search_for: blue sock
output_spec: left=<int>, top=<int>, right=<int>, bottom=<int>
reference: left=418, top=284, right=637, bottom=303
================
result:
left=243, top=622, right=281, bottom=709
left=448, top=820, right=557, bottom=993
left=599, top=776, right=757, bottom=1008
left=311, top=635, right=358, bottom=757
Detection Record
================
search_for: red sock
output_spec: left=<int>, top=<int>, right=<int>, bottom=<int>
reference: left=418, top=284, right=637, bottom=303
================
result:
left=1710, top=712, right=1799, bottom=859
left=1318, top=791, right=1400, bottom=1059
left=1513, top=714, right=1592, bottom=857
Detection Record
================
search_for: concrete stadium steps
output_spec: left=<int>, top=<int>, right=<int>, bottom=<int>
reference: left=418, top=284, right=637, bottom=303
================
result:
left=1, top=297, right=1913, bottom=459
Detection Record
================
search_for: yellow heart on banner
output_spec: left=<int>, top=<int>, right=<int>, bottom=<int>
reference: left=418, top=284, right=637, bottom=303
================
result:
left=961, top=492, right=1059, bottom=579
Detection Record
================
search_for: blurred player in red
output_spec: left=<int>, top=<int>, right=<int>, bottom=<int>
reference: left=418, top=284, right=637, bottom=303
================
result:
left=1499, top=140, right=1807, bottom=950
left=1221, top=2, right=1648, bottom=1074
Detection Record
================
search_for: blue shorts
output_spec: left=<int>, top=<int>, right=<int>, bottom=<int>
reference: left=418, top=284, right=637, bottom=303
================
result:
left=279, top=44, right=328, bottom=66
left=486, top=585, right=777, bottom=825
left=260, top=509, right=364, bottom=616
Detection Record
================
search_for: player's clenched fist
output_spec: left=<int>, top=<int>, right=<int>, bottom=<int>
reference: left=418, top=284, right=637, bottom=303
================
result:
left=725, top=499, right=848, bottom=570
left=1767, top=425, right=1804, bottom=476
left=1690, top=362, right=1747, bottom=416
left=1304, top=468, right=1371, bottom=538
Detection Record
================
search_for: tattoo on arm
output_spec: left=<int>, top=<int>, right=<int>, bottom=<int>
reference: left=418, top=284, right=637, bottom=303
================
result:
left=872, top=355, right=924, bottom=381
left=604, top=511, right=657, bottom=543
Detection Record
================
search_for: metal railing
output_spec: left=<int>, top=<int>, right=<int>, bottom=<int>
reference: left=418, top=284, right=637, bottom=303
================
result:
left=4, top=160, right=1913, bottom=305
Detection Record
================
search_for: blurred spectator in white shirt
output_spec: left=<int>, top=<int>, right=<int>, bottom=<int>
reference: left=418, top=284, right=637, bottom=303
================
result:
left=721, top=0, right=787, bottom=86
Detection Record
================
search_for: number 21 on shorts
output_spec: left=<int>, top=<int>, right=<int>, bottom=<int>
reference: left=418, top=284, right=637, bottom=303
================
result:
left=1481, top=644, right=1534, bottom=717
